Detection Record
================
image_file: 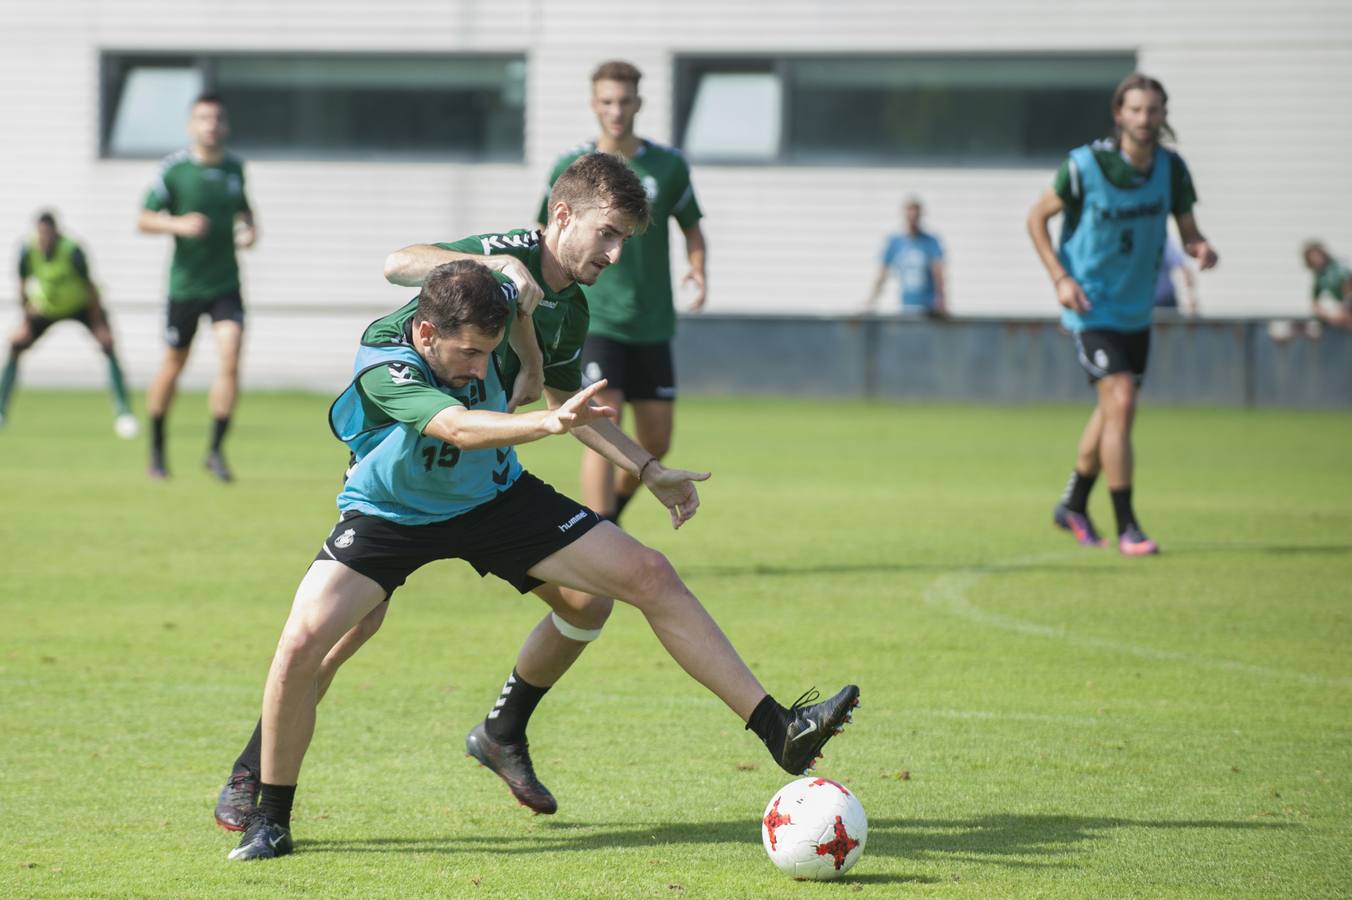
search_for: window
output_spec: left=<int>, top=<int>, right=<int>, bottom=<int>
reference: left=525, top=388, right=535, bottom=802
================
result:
left=675, top=54, right=1136, bottom=166
left=101, top=53, right=526, bottom=161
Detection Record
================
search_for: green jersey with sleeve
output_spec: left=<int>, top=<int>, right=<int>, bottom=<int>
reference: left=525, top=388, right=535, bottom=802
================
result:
left=1312, top=258, right=1352, bottom=301
left=1053, top=137, right=1196, bottom=240
left=436, top=230, right=591, bottom=393
left=535, top=139, right=703, bottom=343
left=143, top=150, right=251, bottom=300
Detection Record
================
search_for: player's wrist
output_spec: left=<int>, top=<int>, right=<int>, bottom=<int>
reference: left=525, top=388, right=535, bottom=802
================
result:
left=638, top=456, right=659, bottom=482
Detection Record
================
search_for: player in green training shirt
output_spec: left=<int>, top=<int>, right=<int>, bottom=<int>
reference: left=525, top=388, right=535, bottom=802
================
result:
left=535, top=60, right=708, bottom=525
left=213, top=157, right=858, bottom=844
left=1, top=211, right=136, bottom=436
left=1302, top=240, right=1352, bottom=330
left=137, top=93, right=257, bottom=482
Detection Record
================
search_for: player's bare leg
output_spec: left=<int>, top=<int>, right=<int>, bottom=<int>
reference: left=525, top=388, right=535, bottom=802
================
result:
left=1095, top=373, right=1155, bottom=554
left=580, top=386, right=626, bottom=518
left=86, top=303, right=136, bottom=436
left=0, top=318, right=35, bottom=427
left=206, top=319, right=243, bottom=481
left=146, top=346, right=191, bottom=478
left=465, top=586, right=614, bottom=813
left=228, top=561, right=386, bottom=860
left=612, top=398, right=674, bottom=512
left=527, top=523, right=858, bottom=774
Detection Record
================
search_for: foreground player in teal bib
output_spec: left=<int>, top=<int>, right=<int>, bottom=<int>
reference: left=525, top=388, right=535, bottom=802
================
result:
left=1028, top=73, right=1219, bottom=555
left=226, top=155, right=859, bottom=862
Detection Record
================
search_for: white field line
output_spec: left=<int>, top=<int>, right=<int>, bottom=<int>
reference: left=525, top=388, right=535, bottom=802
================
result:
left=921, top=552, right=1352, bottom=690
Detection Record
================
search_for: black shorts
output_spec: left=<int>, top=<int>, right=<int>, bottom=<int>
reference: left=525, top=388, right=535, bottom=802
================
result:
left=314, top=472, right=602, bottom=597
left=582, top=335, right=676, bottom=401
left=24, top=306, right=95, bottom=342
left=165, top=291, right=245, bottom=349
left=1073, top=328, right=1151, bottom=386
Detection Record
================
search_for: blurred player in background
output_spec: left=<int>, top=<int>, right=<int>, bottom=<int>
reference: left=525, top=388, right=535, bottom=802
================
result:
left=0, top=211, right=136, bottom=436
left=1301, top=240, right=1352, bottom=330
left=865, top=195, right=948, bottom=318
left=137, top=93, right=257, bottom=482
left=1028, top=73, right=1219, bottom=555
left=537, top=60, right=707, bottom=525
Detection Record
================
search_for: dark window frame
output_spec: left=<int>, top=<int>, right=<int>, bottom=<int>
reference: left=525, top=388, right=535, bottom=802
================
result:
left=99, top=50, right=527, bottom=162
left=673, top=52, right=1137, bottom=168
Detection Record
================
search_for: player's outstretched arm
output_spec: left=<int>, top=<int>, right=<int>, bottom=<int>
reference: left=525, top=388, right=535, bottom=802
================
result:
left=384, top=244, right=543, bottom=314
left=423, top=380, right=615, bottom=451
left=1027, top=187, right=1090, bottom=313
left=544, top=386, right=711, bottom=529
left=1175, top=212, right=1219, bottom=271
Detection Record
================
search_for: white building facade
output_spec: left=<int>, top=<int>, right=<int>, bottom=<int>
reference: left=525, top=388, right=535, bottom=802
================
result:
left=1, top=0, right=1348, bottom=389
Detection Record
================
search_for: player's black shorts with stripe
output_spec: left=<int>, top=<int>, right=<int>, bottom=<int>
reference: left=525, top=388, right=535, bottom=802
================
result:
left=314, top=471, right=602, bottom=597
left=1072, top=328, right=1151, bottom=386
left=23, top=306, right=95, bottom=343
left=582, top=335, right=676, bottom=401
left=165, top=291, right=245, bottom=349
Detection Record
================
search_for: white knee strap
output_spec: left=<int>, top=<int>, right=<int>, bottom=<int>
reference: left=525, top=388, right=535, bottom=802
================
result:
left=551, top=612, right=603, bottom=642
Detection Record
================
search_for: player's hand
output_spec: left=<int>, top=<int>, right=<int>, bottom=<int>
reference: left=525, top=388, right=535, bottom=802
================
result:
left=176, top=213, right=210, bottom=239
left=1185, top=240, right=1219, bottom=271
left=496, top=257, right=544, bottom=316
left=542, top=380, right=615, bottom=434
left=1056, top=275, right=1091, bottom=313
left=682, top=269, right=707, bottom=312
left=234, top=224, right=257, bottom=249
left=507, top=363, right=543, bottom=413
left=642, top=463, right=712, bottom=529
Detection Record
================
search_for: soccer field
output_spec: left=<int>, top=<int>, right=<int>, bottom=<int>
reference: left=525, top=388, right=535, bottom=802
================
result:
left=2, top=392, right=1350, bottom=898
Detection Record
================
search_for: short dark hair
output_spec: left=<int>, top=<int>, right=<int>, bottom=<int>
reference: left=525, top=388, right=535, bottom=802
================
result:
left=547, top=153, right=650, bottom=232
left=591, top=60, right=642, bottom=87
left=35, top=210, right=57, bottom=228
left=414, top=260, right=512, bottom=337
left=192, top=92, right=225, bottom=111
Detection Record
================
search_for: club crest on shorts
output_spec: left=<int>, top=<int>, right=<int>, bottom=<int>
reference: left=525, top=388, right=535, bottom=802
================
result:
left=1094, top=349, right=1110, bottom=369
left=584, top=361, right=604, bottom=383
left=334, top=528, right=356, bottom=549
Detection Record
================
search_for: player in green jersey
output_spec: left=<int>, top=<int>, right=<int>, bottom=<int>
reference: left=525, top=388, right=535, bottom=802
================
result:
left=535, top=61, right=708, bottom=525
left=1028, top=74, right=1219, bottom=556
left=1302, top=241, right=1352, bottom=330
left=1, top=211, right=136, bottom=436
left=137, top=93, right=257, bottom=482
left=216, top=158, right=858, bottom=850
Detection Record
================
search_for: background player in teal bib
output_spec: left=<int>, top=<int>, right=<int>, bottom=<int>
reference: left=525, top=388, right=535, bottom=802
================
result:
left=137, top=94, right=257, bottom=482
left=536, top=61, right=708, bottom=525
left=1028, top=73, right=1219, bottom=556
left=1, top=211, right=136, bottom=436
left=221, top=157, right=858, bottom=862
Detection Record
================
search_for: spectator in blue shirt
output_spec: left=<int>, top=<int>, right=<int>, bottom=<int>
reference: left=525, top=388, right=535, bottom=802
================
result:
left=866, top=196, right=947, bottom=318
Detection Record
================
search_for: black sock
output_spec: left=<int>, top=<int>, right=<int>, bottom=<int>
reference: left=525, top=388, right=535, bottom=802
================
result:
left=483, top=668, right=549, bottom=743
left=151, top=415, right=166, bottom=457
left=257, top=783, right=296, bottom=830
left=612, top=490, right=635, bottom=520
left=1110, top=486, right=1137, bottom=536
left=236, top=720, right=263, bottom=773
left=1061, top=470, right=1097, bottom=514
left=746, top=694, right=789, bottom=756
left=211, top=416, right=231, bottom=454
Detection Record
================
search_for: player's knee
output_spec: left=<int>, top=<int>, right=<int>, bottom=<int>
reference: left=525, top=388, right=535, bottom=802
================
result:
left=563, top=594, right=614, bottom=631
left=642, top=434, right=672, bottom=460
left=274, top=624, right=332, bottom=675
left=628, top=546, right=681, bottom=602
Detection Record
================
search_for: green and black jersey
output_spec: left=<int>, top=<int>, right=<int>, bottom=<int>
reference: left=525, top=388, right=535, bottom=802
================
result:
left=1312, top=257, right=1352, bottom=301
left=536, top=139, right=702, bottom=344
left=438, top=230, right=590, bottom=394
left=143, top=150, right=251, bottom=300
left=1054, top=137, right=1196, bottom=238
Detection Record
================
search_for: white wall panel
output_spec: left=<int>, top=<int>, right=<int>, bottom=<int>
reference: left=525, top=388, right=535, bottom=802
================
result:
left=1, top=0, right=1348, bottom=387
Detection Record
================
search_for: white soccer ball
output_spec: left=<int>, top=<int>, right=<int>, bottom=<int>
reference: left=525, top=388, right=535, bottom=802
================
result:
left=761, top=777, right=867, bottom=880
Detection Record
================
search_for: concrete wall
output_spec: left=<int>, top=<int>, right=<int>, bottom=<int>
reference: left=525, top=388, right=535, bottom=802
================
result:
left=672, top=316, right=1352, bottom=408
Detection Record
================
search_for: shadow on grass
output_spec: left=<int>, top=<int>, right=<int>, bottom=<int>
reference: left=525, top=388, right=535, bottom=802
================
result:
left=300, top=813, right=1291, bottom=875
left=681, top=561, right=1115, bottom=580
left=1176, top=541, right=1352, bottom=558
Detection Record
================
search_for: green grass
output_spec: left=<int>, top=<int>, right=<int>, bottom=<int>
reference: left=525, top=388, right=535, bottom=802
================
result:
left=2, top=391, right=1350, bottom=898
